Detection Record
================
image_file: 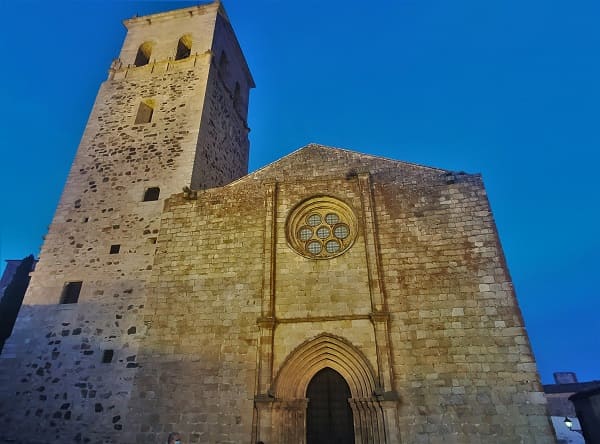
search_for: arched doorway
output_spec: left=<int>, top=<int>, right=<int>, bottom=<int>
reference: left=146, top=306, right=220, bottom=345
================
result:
left=255, top=334, right=400, bottom=443
left=306, top=367, right=355, bottom=444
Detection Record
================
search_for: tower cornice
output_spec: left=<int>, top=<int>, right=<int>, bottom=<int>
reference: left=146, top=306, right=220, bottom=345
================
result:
left=123, top=2, right=221, bottom=29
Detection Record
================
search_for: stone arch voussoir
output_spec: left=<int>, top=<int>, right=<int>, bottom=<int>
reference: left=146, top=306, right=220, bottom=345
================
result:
left=273, top=333, right=377, bottom=400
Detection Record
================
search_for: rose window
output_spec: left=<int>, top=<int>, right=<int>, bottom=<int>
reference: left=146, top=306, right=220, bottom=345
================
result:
left=286, top=197, right=357, bottom=259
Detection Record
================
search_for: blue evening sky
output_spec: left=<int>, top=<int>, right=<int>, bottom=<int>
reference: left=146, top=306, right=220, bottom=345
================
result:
left=0, top=1, right=598, bottom=384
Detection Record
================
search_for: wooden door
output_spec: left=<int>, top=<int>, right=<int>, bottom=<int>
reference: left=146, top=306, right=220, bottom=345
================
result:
left=306, top=368, right=355, bottom=444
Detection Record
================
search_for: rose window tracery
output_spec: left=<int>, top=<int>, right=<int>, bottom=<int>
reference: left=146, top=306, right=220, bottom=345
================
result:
left=286, top=197, right=357, bottom=259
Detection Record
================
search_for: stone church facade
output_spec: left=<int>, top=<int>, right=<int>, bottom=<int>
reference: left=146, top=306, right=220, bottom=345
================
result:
left=0, top=3, right=555, bottom=443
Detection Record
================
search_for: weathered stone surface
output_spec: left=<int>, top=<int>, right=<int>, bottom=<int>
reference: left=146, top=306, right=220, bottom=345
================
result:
left=121, top=149, right=554, bottom=443
left=0, top=3, right=253, bottom=443
left=0, top=3, right=555, bottom=444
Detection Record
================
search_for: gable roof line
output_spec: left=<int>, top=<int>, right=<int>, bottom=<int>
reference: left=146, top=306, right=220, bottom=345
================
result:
left=225, top=143, right=450, bottom=188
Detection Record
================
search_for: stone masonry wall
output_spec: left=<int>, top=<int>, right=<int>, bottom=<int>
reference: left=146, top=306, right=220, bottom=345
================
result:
left=374, top=172, right=552, bottom=443
left=190, top=12, right=252, bottom=190
left=191, top=65, right=250, bottom=190
left=0, top=283, right=147, bottom=444
left=122, top=147, right=555, bottom=443
left=0, top=5, right=254, bottom=443
left=0, top=59, right=211, bottom=442
left=0, top=2, right=553, bottom=441
left=125, top=186, right=266, bottom=443
left=271, top=178, right=379, bottom=375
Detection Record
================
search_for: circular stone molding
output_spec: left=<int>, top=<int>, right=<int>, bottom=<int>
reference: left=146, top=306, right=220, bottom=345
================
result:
left=286, top=196, right=358, bottom=259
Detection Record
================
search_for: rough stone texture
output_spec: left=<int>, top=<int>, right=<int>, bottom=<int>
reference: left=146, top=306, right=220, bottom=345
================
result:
left=122, top=146, right=555, bottom=443
left=0, top=3, right=555, bottom=444
left=0, top=4, right=253, bottom=443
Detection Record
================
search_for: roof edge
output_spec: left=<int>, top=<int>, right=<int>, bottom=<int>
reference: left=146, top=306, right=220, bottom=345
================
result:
left=123, top=1, right=219, bottom=28
left=223, top=143, right=464, bottom=188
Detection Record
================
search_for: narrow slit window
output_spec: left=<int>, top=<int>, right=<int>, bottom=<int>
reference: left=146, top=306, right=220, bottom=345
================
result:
left=233, top=82, right=243, bottom=114
left=134, top=42, right=152, bottom=67
left=219, top=50, right=228, bottom=76
left=135, top=101, right=154, bottom=124
left=143, top=187, right=160, bottom=202
left=60, top=281, right=82, bottom=304
left=101, top=350, right=114, bottom=364
left=109, top=244, right=120, bottom=254
left=175, top=35, right=192, bottom=60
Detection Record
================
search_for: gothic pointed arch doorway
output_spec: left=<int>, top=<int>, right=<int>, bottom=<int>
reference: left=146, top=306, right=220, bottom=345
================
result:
left=254, top=334, right=400, bottom=443
left=306, top=367, right=355, bottom=444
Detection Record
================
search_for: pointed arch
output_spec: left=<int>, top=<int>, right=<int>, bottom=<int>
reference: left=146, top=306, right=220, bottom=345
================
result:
left=233, top=81, right=242, bottom=113
left=256, top=334, right=400, bottom=443
left=218, top=50, right=229, bottom=76
left=273, top=333, right=377, bottom=400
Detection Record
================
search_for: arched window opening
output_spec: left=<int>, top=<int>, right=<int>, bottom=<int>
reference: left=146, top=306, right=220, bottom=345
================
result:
left=306, top=368, right=355, bottom=444
left=135, top=100, right=154, bottom=124
left=233, top=82, right=242, bottom=113
left=143, top=187, right=160, bottom=202
left=219, top=50, right=229, bottom=77
left=175, top=35, right=192, bottom=60
left=134, top=42, right=152, bottom=67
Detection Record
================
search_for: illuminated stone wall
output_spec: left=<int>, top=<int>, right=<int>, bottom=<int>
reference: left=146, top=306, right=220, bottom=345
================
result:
left=0, top=3, right=253, bottom=443
left=0, top=2, right=554, bottom=443
left=124, top=145, right=555, bottom=443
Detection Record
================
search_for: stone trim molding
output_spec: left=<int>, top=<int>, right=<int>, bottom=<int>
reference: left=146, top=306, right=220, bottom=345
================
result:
left=272, top=333, right=377, bottom=399
left=253, top=333, right=400, bottom=443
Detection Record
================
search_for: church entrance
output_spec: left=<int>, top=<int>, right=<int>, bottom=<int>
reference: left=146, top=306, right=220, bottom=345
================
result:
left=306, top=367, right=355, bottom=444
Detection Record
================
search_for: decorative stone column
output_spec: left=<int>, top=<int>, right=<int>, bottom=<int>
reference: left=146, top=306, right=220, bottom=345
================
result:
left=254, top=182, right=279, bottom=442
left=349, top=398, right=386, bottom=443
left=272, top=399, right=308, bottom=444
left=254, top=395, right=274, bottom=443
left=357, top=173, right=396, bottom=397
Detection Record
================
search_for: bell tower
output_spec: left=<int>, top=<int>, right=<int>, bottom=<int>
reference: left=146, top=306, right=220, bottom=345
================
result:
left=26, top=1, right=253, bottom=305
left=0, top=3, right=253, bottom=442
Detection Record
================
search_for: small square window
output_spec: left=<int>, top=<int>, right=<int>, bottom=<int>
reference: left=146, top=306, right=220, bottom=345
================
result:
left=101, top=350, right=114, bottom=364
left=109, top=244, right=120, bottom=254
left=143, top=187, right=160, bottom=202
left=60, top=281, right=82, bottom=304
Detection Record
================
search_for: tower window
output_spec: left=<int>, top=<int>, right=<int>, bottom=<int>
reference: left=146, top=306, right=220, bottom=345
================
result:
left=134, top=42, right=152, bottom=67
left=175, top=35, right=192, bottom=60
left=101, top=350, right=114, bottom=364
left=60, top=281, right=82, bottom=304
left=109, top=244, right=120, bottom=254
left=233, top=82, right=242, bottom=114
left=143, top=187, right=160, bottom=202
left=135, top=101, right=154, bottom=124
left=219, top=50, right=228, bottom=77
